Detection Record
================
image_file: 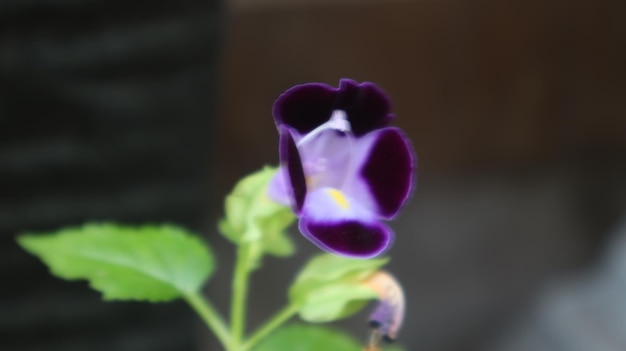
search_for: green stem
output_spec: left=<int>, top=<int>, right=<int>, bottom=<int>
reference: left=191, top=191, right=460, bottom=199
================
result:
left=231, top=243, right=253, bottom=349
left=184, top=292, right=232, bottom=350
left=241, top=303, right=299, bottom=351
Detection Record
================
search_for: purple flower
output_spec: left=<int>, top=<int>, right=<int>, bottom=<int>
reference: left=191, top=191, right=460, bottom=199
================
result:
left=268, top=79, right=415, bottom=258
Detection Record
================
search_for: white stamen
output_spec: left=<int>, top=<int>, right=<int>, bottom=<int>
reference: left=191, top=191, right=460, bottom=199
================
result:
left=297, top=109, right=351, bottom=147
left=328, top=110, right=351, bottom=132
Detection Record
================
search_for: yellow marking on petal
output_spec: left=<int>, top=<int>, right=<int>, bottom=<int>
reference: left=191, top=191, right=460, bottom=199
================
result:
left=327, top=188, right=349, bottom=209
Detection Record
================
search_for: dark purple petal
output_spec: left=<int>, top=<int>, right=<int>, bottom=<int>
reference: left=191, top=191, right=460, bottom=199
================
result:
left=336, top=79, right=393, bottom=136
left=273, top=79, right=393, bottom=136
left=273, top=83, right=336, bottom=134
left=299, top=219, right=394, bottom=258
left=360, top=128, right=415, bottom=219
left=279, top=127, right=307, bottom=212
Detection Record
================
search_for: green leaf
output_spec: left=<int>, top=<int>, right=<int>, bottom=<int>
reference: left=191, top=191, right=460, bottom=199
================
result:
left=219, top=166, right=296, bottom=266
left=256, top=207, right=296, bottom=257
left=289, top=254, right=388, bottom=322
left=17, top=223, right=214, bottom=302
left=254, top=324, right=362, bottom=351
left=297, top=283, right=376, bottom=322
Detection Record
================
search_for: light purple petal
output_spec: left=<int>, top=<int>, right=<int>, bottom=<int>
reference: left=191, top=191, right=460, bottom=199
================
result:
left=297, top=129, right=353, bottom=190
left=279, top=127, right=307, bottom=213
left=300, top=187, right=377, bottom=222
left=267, top=167, right=292, bottom=206
left=334, top=132, right=383, bottom=215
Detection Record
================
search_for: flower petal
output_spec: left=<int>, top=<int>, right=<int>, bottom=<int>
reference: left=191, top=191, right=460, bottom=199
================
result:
left=267, top=167, right=292, bottom=206
left=299, top=219, right=393, bottom=259
left=297, top=129, right=353, bottom=190
left=279, top=127, right=307, bottom=212
left=272, top=79, right=393, bottom=137
left=359, top=128, right=415, bottom=219
left=273, top=83, right=336, bottom=134
left=298, top=188, right=394, bottom=258
left=336, top=79, right=393, bottom=136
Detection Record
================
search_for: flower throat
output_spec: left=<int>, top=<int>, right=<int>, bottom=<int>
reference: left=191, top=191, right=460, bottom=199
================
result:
left=296, top=110, right=355, bottom=196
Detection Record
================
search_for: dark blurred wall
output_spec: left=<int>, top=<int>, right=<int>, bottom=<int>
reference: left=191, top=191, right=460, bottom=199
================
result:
left=217, top=1, right=626, bottom=350
left=1, top=0, right=222, bottom=350
left=220, top=0, right=626, bottom=180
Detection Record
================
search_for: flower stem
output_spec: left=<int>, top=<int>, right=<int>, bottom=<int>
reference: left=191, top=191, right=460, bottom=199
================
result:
left=241, top=303, right=299, bottom=351
left=231, top=243, right=253, bottom=349
left=184, top=292, right=232, bottom=350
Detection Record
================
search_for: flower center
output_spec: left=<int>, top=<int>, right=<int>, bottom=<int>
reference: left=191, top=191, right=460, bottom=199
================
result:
left=297, top=110, right=356, bottom=192
left=296, top=110, right=351, bottom=147
left=326, top=188, right=350, bottom=209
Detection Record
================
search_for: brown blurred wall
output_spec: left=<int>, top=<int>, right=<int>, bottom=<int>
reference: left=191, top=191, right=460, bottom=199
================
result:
left=219, top=0, right=625, bottom=186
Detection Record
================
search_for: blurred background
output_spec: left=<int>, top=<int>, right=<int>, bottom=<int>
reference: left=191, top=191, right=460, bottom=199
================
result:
left=1, top=0, right=221, bottom=349
left=2, top=0, right=625, bottom=350
left=217, top=0, right=626, bottom=349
